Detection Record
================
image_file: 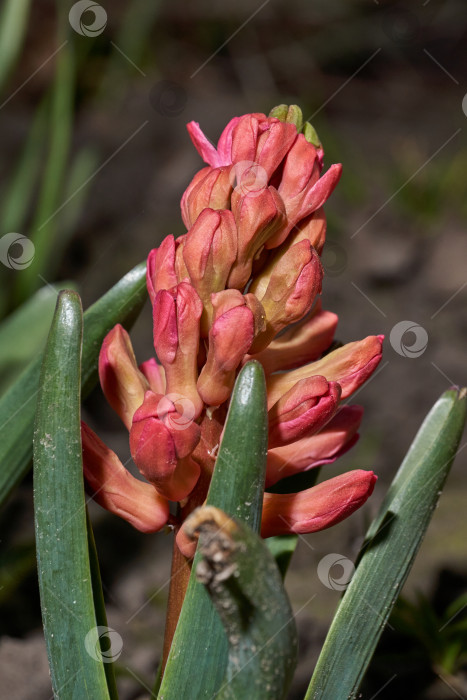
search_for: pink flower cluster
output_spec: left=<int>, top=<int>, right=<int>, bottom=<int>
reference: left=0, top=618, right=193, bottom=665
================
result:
left=82, top=106, right=381, bottom=549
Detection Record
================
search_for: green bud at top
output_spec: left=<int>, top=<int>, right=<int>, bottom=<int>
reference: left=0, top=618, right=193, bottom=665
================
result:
left=269, top=104, right=303, bottom=133
left=302, top=121, right=321, bottom=148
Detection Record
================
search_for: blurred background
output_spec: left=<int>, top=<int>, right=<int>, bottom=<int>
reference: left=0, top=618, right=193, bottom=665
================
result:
left=0, top=0, right=466, bottom=697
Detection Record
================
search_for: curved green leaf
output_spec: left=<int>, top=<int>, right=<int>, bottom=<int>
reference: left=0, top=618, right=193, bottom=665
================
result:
left=306, top=387, right=467, bottom=700
left=159, top=361, right=268, bottom=699
left=185, top=506, right=297, bottom=700
left=265, top=535, right=298, bottom=579
left=0, top=261, right=147, bottom=505
left=0, top=281, right=76, bottom=393
left=34, top=290, right=110, bottom=699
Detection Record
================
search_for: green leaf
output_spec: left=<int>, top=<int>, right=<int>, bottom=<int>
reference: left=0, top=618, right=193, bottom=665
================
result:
left=159, top=361, right=268, bottom=699
left=87, top=508, right=119, bottom=699
left=306, top=388, right=467, bottom=700
left=0, top=282, right=76, bottom=393
left=0, top=0, right=32, bottom=93
left=184, top=506, right=297, bottom=700
left=0, top=261, right=147, bottom=506
left=16, top=25, right=74, bottom=303
left=265, top=535, right=298, bottom=579
left=34, top=290, right=110, bottom=699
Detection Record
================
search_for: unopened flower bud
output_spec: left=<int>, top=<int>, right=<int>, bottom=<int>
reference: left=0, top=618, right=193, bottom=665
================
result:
left=261, top=470, right=377, bottom=537
left=268, top=376, right=341, bottom=448
left=268, top=103, right=304, bottom=132
left=81, top=422, right=169, bottom=532
left=197, top=290, right=255, bottom=406
left=251, top=302, right=337, bottom=374
left=266, top=405, right=363, bottom=486
left=267, top=335, right=384, bottom=405
left=139, top=357, right=166, bottom=394
left=249, top=240, right=323, bottom=352
left=182, top=208, right=237, bottom=330
left=266, top=136, right=342, bottom=248
left=227, top=186, right=286, bottom=290
left=153, top=283, right=204, bottom=418
left=181, top=166, right=233, bottom=229
left=98, top=324, right=148, bottom=430
left=147, top=236, right=178, bottom=304
left=129, top=391, right=201, bottom=501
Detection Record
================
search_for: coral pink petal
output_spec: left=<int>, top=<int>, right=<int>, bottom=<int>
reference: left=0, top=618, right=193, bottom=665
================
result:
left=81, top=422, right=169, bottom=533
left=187, top=121, right=223, bottom=167
left=261, top=470, right=377, bottom=537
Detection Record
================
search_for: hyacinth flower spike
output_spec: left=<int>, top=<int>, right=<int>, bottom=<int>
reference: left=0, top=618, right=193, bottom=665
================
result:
left=82, top=105, right=382, bottom=577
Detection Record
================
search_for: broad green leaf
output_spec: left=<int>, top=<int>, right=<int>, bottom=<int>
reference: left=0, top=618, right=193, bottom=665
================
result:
left=185, top=506, right=297, bottom=700
left=34, top=290, right=110, bottom=699
left=159, top=361, right=268, bottom=699
left=0, top=261, right=147, bottom=505
left=306, top=388, right=467, bottom=700
left=0, top=282, right=76, bottom=393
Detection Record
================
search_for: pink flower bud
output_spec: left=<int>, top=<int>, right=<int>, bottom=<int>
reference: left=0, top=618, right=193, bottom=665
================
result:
left=266, top=405, right=363, bottom=487
left=197, top=290, right=255, bottom=406
left=153, top=283, right=204, bottom=418
left=231, top=115, right=298, bottom=178
left=182, top=208, right=237, bottom=329
left=283, top=207, right=327, bottom=256
left=267, top=335, right=384, bottom=406
left=249, top=240, right=323, bottom=352
left=261, top=469, right=377, bottom=537
left=186, top=116, right=242, bottom=167
left=129, top=391, right=201, bottom=501
left=227, top=186, right=286, bottom=290
left=268, top=376, right=341, bottom=448
left=174, top=234, right=190, bottom=283
left=181, top=166, right=233, bottom=229
left=147, top=236, right=178, bottom=305
left=250, top=302, right=338, bottom=374
left=81, top=422, right=169, bottom=533
left=98, top=324, right=148, bottom=430
left=264, top=135, right=342, bottom=247
left=139, top=357, right=166, bottom=394
left=187, top=114, right=298, bottom=179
